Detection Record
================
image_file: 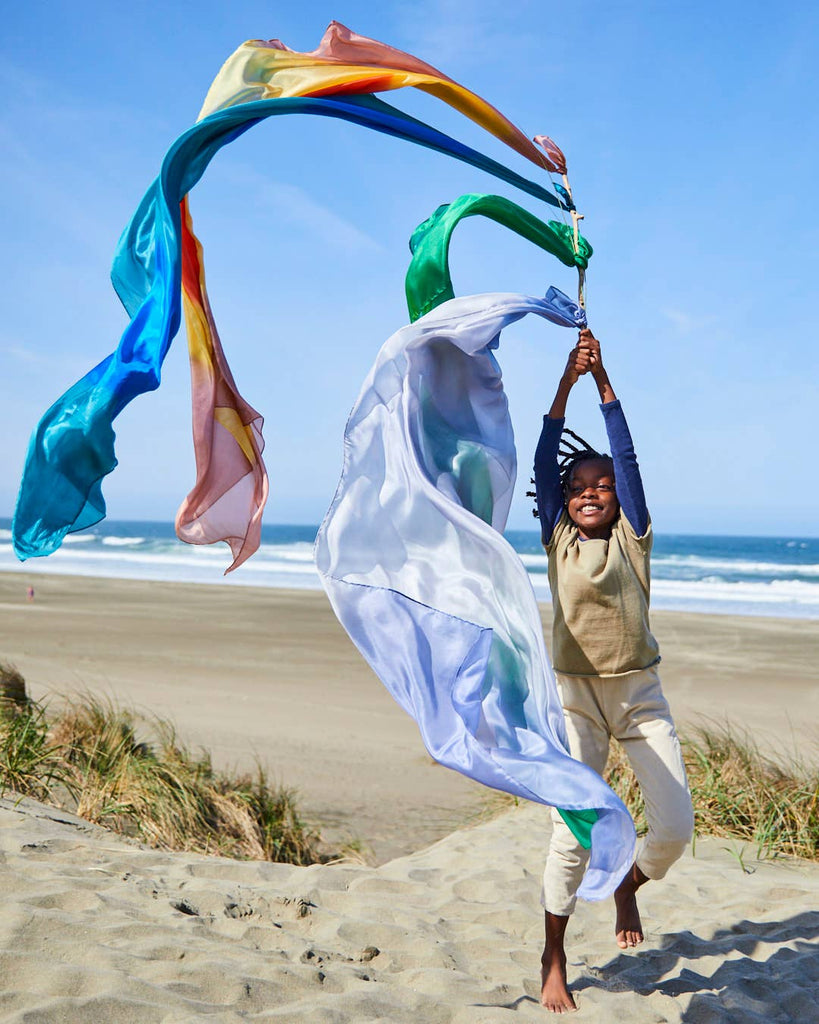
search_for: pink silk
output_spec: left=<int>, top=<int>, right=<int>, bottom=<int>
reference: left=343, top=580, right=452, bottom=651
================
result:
left=258, top=21, right=459, bottom=79
left=177, top=198, right=267, bottom=572
left=532, top=134, right=567, bottom=175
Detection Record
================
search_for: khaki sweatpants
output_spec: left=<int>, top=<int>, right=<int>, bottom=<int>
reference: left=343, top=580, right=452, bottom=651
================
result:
left=542, top=665, right=694, bottom=917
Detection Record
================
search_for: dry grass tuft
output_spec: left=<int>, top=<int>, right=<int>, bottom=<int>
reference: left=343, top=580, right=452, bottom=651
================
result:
left=0, top=661, right=29, bottom=706
left=606, top=723, right=819, bottom=861
left=456, top=722, right=819, bottom=865
left=0, top=700, right=67, bottom=802
left=0, top=684, right=320, bottom=865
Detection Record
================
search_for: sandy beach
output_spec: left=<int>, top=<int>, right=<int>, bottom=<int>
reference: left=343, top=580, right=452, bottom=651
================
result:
left=0, top=571, right=817, bottom=1020
left=2, top=793, right=818, bottom=1022
left=1, top=572, right=816, bottom=861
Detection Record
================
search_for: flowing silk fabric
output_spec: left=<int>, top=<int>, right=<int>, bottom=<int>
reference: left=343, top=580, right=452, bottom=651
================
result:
left=533, top=135, right=567, bottom=175
left=175, top=18, right=573, bottom=561
left=405, top=193, right=592, bottom=322
left=174, top=22, right=570, bottom=566
left=12, top=93, right=565, bottom=562
left=198, top=21, right=568, bottom=176
left=178, top=198, right=267, bottom=571
left=316, top=289, right=635, bottom=900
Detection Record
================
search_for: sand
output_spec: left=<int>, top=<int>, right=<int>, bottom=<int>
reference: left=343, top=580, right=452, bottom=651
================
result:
left=0, top=571, right=818, bottom=1020
left=1, top=795, right=818, bottom=1022
left=1, top=572, right=816, bottom=862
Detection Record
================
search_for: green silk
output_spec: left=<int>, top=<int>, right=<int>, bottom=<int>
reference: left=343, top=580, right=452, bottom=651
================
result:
left=558, top=807, right=597, bottom=849
left=405, top=193, right=592, bottom=322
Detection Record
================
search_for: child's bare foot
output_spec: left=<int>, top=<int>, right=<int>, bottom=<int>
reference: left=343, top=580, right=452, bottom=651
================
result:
left=541, top=912, right=577, bottom=1013
left=541, top=949, right=577, bottom=1013
left=614, top=863, right=648, bottom=949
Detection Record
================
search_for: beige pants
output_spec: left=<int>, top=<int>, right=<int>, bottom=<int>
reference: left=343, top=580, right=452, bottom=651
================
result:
left=542, top=666, right=694, bottom=916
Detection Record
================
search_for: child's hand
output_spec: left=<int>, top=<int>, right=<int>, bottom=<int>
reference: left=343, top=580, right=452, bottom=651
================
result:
left=578, top=327, right=616, bottom=402
left=578, top=328, right=605, bottom=378
left=561, top=344, right=592, bottom=386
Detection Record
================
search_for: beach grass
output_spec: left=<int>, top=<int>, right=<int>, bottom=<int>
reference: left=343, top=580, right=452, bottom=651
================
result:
left=0, top=695, right=66, bottom=802
left=0, top=676, right=321, bottom=864
left=2, top=659, right=818, bottom=864
left=605, top=724, right=819, bottom=861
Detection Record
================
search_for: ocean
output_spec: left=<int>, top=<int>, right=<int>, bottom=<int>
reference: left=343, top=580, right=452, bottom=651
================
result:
left=1, top=519, right=817, bottom=620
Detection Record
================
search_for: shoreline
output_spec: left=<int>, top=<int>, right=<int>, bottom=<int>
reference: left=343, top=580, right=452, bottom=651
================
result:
left=4, top=524, right=818, bottom=623
left=1, top=571, right=817, bottom=863
left=6, top=562, right=818, bottom=621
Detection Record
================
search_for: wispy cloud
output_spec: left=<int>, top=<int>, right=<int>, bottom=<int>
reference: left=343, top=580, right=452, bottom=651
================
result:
left=660, top=307, right=721, bottom=335
left=0, top=122, right=124, bottom=256
left=0, top=54, right=171, bottom=134
left=215, top=163, right=385, bottom=255
left=0, top=342, right=49, bottom=367
left=392, top=0, right=541, bottom=69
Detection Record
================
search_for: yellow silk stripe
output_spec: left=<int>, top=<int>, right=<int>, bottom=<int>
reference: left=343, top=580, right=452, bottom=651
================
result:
left=214, top=407, right=257, bottom=465
left=181, top=294, right=257, bottom=468
left=181, top=288, right=212, bottom=368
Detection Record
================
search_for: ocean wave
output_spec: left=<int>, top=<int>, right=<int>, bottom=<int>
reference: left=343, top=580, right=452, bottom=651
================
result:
left=256, top=542, right=316, bottom=562
left=653, top=554, right=819, bottom=577
left=2, top=520, right=817, bottom=618
left=652, top=577, right=819, bottom=606
left=526, top=574, right=819, bottom=618
left=520, top=550, right=819, bottom=582
left=519, top=552, right=549, bottom=571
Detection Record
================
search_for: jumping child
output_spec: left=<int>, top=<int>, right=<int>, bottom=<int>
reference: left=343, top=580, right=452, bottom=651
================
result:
left=533, top=328, right=694, bottom=1013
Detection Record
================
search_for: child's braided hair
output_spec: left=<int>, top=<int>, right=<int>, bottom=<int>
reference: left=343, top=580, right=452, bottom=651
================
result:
left=526, top=428, right=614, bottom=519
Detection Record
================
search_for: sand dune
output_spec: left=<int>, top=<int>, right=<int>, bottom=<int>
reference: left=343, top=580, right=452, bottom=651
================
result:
left=1, top=795, right=817, bottom=1022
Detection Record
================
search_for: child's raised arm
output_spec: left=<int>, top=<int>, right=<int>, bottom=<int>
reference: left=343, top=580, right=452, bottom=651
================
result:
left=581, top=332, right=649, bottom=537
left=533, top=343, right=591, bottom=542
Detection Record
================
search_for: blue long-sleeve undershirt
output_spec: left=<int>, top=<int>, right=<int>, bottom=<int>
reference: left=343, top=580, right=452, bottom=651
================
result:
left=533, top=399, right=648, bottom=542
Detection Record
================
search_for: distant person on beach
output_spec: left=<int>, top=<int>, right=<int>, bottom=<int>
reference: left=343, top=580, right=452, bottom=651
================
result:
left=26, top=585, right=34, bottom=602
left=533, top=328, right=694, bottom=1013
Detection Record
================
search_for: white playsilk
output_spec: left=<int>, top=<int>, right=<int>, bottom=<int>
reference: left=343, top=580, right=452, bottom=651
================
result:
left=316, top=290, right=635, bottom=900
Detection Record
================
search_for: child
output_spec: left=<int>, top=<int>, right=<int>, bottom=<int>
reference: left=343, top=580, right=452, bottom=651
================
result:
left=533, top=328, right=694, bottom=1013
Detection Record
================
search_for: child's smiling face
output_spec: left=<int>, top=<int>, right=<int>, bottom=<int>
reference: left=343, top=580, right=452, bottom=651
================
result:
left=565, top=459, right=619, bottom=539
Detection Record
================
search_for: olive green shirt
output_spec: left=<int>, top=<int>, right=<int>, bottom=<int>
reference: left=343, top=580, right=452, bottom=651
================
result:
left=545, top=511, right=660, bottom=677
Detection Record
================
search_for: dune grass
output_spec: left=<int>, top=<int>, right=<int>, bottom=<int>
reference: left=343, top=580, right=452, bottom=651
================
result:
left=605, top=723, right=819, bottom=861
left=0, top=696, right=65, bottom=803
left=0, top=671, right=320, bottom=864
left=2, top=662, right=817, bottom=865
left=476, top=722, right=819, bottom=864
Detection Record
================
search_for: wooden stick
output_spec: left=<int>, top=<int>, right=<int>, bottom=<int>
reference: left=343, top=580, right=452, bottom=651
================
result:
left=562, top=174, right=586, bottom=309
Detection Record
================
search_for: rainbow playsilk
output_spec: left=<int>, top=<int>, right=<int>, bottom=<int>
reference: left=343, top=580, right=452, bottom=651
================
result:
left=11, top=22, right=634, bottom=898
left=13, top=22, right=571, bottom=566
left=316, top=289, right=635, bottom=900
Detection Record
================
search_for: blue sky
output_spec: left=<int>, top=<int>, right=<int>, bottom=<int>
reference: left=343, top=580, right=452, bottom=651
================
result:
left=1, top=1, right=817, bottom=536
